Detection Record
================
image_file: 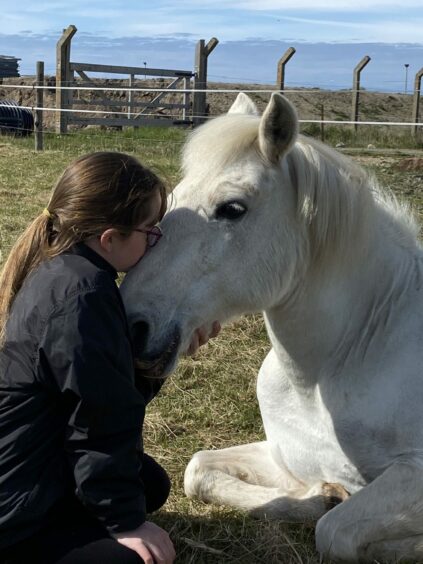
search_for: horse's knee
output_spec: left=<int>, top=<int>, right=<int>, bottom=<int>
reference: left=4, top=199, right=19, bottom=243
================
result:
left=184, top=450, right=214, bottom=499
left=316, top=509, right=359, bottom=562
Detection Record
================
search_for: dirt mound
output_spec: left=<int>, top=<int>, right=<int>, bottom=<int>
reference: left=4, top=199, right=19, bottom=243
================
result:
left=396, top=158, right=423, bottom=171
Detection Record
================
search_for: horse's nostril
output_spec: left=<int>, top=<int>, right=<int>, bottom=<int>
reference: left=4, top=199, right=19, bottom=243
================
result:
left=131, top=320, right=150, bottom=355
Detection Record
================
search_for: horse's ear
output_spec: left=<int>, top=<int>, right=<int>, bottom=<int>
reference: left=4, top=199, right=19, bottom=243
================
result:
left=228, top=93, right=259, bottom=116
left=258, top=93, right=298, bottom=163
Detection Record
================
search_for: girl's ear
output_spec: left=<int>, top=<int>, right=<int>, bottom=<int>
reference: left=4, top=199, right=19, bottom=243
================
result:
left=98, top=228, right=119, bottom=252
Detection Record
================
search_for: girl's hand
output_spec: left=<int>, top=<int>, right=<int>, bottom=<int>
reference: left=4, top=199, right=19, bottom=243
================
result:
left=186, top=321, right=221, bottom=356
left=112, top=521, right=175, bottom=564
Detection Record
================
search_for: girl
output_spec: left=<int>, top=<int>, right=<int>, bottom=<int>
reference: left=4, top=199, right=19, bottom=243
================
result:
left=0, top=152, right=219, bottom=564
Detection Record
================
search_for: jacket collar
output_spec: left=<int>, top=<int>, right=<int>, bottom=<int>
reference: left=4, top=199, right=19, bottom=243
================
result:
left=67, top=242, right=118, bottom=280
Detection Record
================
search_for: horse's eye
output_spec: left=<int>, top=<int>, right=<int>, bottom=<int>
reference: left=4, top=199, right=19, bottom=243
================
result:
left=215, top=201, right=247, bottom=221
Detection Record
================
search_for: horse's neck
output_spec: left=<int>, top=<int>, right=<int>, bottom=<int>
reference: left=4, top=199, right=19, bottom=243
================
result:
left=264, top=218, right=421, bottom=390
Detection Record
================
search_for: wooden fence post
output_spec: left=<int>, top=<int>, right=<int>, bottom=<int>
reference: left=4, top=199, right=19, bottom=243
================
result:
left=276, top=47, right=296, bottom=92
left=193, top=37, right=219, bottom=126
left=411, top=67, right=423, bottom=137
left=193, top=39, right=205, bottom=126
left=35, top=61, right=44, bottom=151
left=56, top=25, right=77, bottom=134
left=351, top=55, right=371, bottom=132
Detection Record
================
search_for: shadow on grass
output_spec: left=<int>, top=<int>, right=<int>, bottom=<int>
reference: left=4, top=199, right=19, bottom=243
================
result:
left=153, top=509, right=317, bottom=564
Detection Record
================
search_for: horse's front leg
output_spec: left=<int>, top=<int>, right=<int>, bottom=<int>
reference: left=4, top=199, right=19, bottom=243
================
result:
left=184, top=441, right=349, bottom=521
left=316, top=457, right=423, bottom=562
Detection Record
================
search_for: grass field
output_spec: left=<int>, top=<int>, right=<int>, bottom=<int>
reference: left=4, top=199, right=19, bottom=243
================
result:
left=0, top=127, right=422, bottom=563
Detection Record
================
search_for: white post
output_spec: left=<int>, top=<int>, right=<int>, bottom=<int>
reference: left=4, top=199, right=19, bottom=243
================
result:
left=128, top=74, right=134, bottom=119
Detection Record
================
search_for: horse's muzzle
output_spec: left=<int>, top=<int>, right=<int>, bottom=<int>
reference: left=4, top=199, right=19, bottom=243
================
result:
left=131, top=321, right=181, bottom=379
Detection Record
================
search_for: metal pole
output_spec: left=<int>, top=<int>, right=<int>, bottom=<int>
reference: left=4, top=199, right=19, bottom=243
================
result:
left=128, top=74, right=134, bottom=119
left=183, top=77, right=188, bottom=121
left=35, top=61, right=44, bottom=151
left=404, top=64, right=410, bottom=94
left=320, top=104, right=325, bottom=142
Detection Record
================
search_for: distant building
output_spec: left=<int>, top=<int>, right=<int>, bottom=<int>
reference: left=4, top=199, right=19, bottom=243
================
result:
left=0, top=56, right=20, bottom=79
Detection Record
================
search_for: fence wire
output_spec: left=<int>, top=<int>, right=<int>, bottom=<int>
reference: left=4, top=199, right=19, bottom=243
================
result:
left=1, top=83, right=423, bottom=95
left=0, top=103, right=421, bottom=128
left=0, top=83, right=422, bottom=133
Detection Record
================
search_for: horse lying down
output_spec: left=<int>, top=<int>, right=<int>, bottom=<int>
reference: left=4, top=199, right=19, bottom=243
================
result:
left=121, top=92, right=423, bottom=562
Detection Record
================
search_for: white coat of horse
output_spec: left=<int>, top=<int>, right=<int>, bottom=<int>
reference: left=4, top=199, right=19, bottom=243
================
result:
left=120, top=93, right=423, bottom=562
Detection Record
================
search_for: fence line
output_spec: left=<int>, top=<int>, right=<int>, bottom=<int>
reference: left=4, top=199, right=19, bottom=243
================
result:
left=0, top=101, right=421, bottom=128
left=1, top=84, right=423, bottom=95
left=1, top=82, right=422, bottom=151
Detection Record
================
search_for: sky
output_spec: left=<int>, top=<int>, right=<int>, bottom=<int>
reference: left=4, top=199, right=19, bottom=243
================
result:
left=1, top=0, right=422, bottom=92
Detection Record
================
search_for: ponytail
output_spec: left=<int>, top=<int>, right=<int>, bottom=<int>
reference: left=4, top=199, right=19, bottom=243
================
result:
left=0, top=151, right=167, bottom=345
left=0, top=213, right=52, bottom=343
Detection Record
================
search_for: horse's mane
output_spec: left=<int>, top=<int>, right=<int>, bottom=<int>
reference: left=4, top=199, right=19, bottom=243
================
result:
left=182, top=113, right=420, bottom=262
left=182, top=114, right=260, bottom=177
left=289, top=136, right=420, bottom=261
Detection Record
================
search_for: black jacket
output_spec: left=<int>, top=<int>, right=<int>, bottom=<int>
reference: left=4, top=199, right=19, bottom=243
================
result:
left=0, top=243, right=152, bottom=549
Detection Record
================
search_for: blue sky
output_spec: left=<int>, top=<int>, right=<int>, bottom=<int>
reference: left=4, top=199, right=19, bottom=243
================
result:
left=1, top=0, right=422, bottom=91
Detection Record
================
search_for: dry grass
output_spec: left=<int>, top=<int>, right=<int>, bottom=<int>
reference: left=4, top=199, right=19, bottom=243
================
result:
left=0, top=129, right=422, bottom=562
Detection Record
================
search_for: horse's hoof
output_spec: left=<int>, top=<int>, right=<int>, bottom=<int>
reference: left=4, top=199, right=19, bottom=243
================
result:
left=322, top=482, right=350, bottom=509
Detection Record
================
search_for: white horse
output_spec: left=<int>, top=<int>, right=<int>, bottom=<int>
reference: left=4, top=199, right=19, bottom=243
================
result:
left=121, top=93, right=423, bottom=562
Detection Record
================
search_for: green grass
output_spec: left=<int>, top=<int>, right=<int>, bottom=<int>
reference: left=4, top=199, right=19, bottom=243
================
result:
left=0, top=127, right=186, bottom=260
left=301, top=123, right=423, bottom=150
left=1, top=128, right=422, bottom=562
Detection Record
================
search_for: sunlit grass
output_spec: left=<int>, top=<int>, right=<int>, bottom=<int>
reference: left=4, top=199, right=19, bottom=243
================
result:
left=300, top=123, right=423, bottom=150
left=0, top=127, right=186, bottom=260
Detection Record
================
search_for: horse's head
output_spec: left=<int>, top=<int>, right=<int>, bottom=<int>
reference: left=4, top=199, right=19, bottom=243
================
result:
left=121, top=93, right=306, bottom=377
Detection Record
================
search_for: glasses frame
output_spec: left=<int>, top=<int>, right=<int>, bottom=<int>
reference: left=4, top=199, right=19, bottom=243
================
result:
left=133, top=225, right=163, bottom=248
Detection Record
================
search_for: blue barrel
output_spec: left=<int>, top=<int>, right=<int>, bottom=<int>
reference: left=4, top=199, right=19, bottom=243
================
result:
left=0, top=99, right=33, bottom=136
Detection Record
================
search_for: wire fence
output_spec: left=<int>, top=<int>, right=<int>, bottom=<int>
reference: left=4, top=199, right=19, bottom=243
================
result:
left=1, top=82, right=423, bottom=95
left=0, top=82, right=422, bottom=150
left=10, top=67, right=423, bottom=94
left=0, top=102, right=421, bottom=128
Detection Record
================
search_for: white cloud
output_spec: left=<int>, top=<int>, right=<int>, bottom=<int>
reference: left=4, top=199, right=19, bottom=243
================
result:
left=0, top=0, right=422, bottom=46
left=182, top=0, right=423, bottom=9
left=359, top=20, right=423, bottom=43
left=270, top=14, right=423, bottom=43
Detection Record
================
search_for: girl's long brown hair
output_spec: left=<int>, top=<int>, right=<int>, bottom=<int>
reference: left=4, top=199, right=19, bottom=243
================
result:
left=0, top=151, right=167, bottom=343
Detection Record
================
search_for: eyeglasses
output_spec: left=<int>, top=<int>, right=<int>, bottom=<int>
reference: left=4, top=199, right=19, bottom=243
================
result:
left=133, top=225, right=163, bottom=248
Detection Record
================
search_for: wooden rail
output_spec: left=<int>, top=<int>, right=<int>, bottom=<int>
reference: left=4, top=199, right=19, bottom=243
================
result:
left=55, top=26, right=218, bottom=133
